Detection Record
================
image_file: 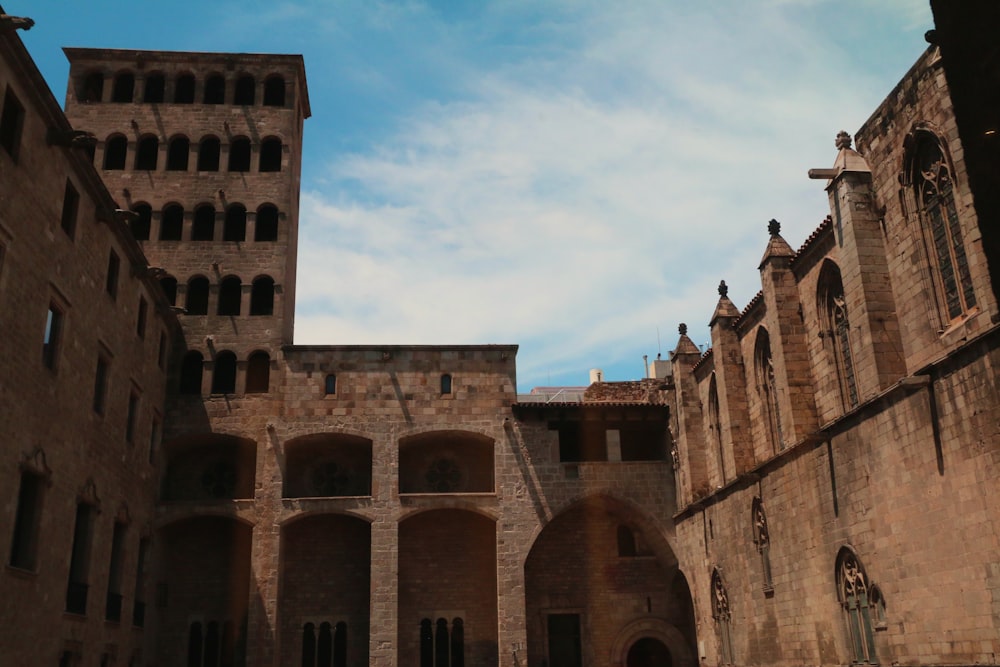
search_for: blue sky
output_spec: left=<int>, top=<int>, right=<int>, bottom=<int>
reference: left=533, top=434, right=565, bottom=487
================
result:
left=12, top=0, right=932, bottom=391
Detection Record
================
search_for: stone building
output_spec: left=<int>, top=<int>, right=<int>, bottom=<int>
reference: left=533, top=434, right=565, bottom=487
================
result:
left=1, top=3, right=999, bottom=667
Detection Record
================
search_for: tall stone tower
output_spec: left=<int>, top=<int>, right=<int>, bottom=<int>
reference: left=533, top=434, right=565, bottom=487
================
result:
left=62, top=48, right=309, bottom=362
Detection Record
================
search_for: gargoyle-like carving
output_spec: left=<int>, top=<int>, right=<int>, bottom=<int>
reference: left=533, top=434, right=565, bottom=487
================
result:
left=46, top=128, right=97, bottom=149
left=0, top=14, right=35, bottom=32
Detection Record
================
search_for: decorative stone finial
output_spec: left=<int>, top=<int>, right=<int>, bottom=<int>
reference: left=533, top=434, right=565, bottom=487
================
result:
left=835, top=131, right=852, bottom=151
left=767, top=219, right=781, bottom=236
left=718, top=280, right=728, bottom=298
left=678, top=323, right=688, bottom=336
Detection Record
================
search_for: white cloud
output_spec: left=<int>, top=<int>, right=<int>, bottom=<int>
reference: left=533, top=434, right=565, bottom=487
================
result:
left=293, top=1, right=929, bottom=389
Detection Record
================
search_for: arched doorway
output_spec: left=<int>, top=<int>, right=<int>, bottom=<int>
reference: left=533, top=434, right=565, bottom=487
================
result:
left=627, top=637, right=672, bottom=667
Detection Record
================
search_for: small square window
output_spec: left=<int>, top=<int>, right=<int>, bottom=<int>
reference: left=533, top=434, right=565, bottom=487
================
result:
left=0, top=86, right=25, bottom=160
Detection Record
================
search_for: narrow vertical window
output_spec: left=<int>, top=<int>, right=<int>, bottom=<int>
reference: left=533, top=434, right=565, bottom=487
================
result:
left=334, top=622, right=348, bottom=667
left=134, top=135, right=159, bottom=170
left=185, top=276, right=210, bottom=315
left=224, top=204, right=247, bottom=241
left=66, top=502, right=97, bottom=614
left=711, top=570, right=734, bottom=665
left=130, top=203, right=152, bottom=241
left=440, top=373, right=452, bottom=395
left=105, top=522, right=127, bottom=622
left=9, top=470, right=45, bottom=570
left=143, top=73, right=165, bottom=103
left=43, top=303, right=64, bottom=370
left=246, top=351, right=270, bottom=393
left=0, top=85, right=25, bottom=160
left=192, top=205, right=216, bottom=241
left=212, top=351, right=237, bottom=394
left=159, top=275, right=178, bottom=305
left=132, top=538, right=149, bottom=627
left=234, top=74, right=255, bottom=105
left=174, top=74, right=195, bottom=104
left=111, top=72, right=135, bottom=103
left=259, top=137, right=282, bottom=172
left=218, top=276, right=242, bottom=316
left=420, top=619, right=434, bottom=667
left=228, top=137, right=251, bottom=172
left=125, top=390, right=140, bottom=444
left=160, top=205, right=184, bottom=241
left=167, top=136, right=190, bottom=171
left=158, top=332, right=168, bottom=370
left=103, top=135, right=128, bottom=170
left=324, top=374, right=337, bottom=395
left=435, top=618, right=449, bottom=667
left=819, top=261, right=858, bottom=409
left=909, top=131, right=977, bottom=321
left=302, top=623, right=317, bottom=667
left=198, top=136, right=221, bottom=171
left=708, top=374, right=726, bottom=482
left=137, top=297, right=148, bottom=338
left=754, top=328, right=782, bottom=452
left=179, top=351, right=204, bottom=395
left=752, top=497, right=774, bottom=592
left=255, top=204, right=279, bottom=241
left=250, top=276, right=275, bottom=315
left=263, top=75, right=286, bottom=106
left=187, top=622, right=204, bottom=667
left=149, top=414, right=161, bottom=464
left=61, top=180, right=80, bottom=239
left=203, top=74, right=225, bottom=104
left=93, top=355, right=110, bottom=415
left=80, top=71, right=104, bottom=103
left=837, top=548, right=878, bottom=664
left=106, top=250, right=120, bottom=299
left=317, top=622, right=333, bottom=667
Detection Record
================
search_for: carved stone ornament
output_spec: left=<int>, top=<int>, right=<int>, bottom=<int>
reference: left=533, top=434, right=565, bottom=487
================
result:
left=718, top=280, right=728, bottom=298
left=19, top=446, right=53, bottom=481
left=767, top=219, right=781, bottom=236
left=836, top=130, right=853, bottom=151
left=678, top=323, right=688, bottom=336
left=78, top=477, right=101, bottom=508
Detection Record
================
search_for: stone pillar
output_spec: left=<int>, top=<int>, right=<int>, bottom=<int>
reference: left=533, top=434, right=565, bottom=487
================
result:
left=369, top=517, right=398, bottom=667
left=496, top=517, right=529, bottom=667
left=709, top=281, right=754, bottom=475
left=671, top=324, right=709, bottom=503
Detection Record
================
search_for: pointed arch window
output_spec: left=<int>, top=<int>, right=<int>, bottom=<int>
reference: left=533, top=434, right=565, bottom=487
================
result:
left=751, top=497, right=773, bottom=592
left=836, top=547, right=878, bottom=664
left=818, top=261, right=858, bottom=409
left=907, top=131, right=976, bottom=321
left=754, top=328, right=783, bottom=452
left=708, top=374, right=726, bottom=482
left=711, top=569, right=734, bottom=665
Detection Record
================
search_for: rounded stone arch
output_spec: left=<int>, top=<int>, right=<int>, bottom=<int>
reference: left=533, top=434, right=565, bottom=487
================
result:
left=283, top=432, right=373, bottom=498
left=161, top=433, right=257, bottom=501
left=522, top=491, right=679, bottom=570
left=277, top=507, right=374, bottom=529
left=610, top=618, right=695, bottom=667
left=398, top=429, right=495, bottom=494
left=397, top=501, right=500, bottom=524
left=155, top=505, right=257, bottom=531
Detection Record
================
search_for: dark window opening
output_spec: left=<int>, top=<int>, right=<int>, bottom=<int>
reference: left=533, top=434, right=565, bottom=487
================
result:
left=324, top=374, right=336, bottom=395
left=203, top=74, right=225, bottom=104
left=259, top=138, right=282, bottom=171
left=174, top=74, right=195, bottom=103
left=617, top=525, right=637, bottom=557
left=80, top=71, right=104, bottom=103
left=167, top=136, right=190, bottom=170
left=158, top=332, right=168, bottom=369
left=66, top=502, right=97, bottom=615
left=125, top=391, right=140, bottom=444
left=224, top=205, right=247, bottom=241
left=103, top=135, right=127, bottom=170
left=185, top=276, right=209, bottom=315
left=212, top=351, right=237, bottom=394
left=131, top=204, right=152, bottom=240
left=255, top=205, right=279, bottom=241
left=112, top=72, right=134, bottom=103
left=217, top=277, right=242, bottom=316
left=234, top=75, right=255, bottom=105
left=198, top=136, right=221, bottom=171
left=132, top=539, right=149, bottom=627
left=246, top=352, right=270, bottom=393
left=61, top=180, right=80, bottom=239
left=228, top=137, right=251, bottom=172
left=547, top=614, right=582, bottom=667
left=43, top=303, right=64, bottom=370
left=250, top=276, right=275, bottom=315
left=105, top=522, right=126, bottom=622
left=837, top=548, right=877, bottom=664
left=440, top=373, right=453, bottom=395
left=0, top=86, right=24, bottom=159
left=135, top=135, right=159, bottom=170
left=179, top=351, right=203, bottom=394
left=192, top=205, right=216, bottom=241
left=160, top=205, right=184, bottom=241
left=159, top=276, right=178, bottom=306
left=620, top=424, right=667, bottom=461
left=752, top=498, right=773, bottom=592
left=558, top=423, right=607, bottom=462
left=137, top=296, right=148, bottom=338
left=9, top=471, right=44, bottom=570
left=143, top=73, right=165, bottom=103
left=93, top=356, right=109, bottom=415
left=712, top=570, right=734, bottom=665
left=263, top=75, right=286, bottom=106
left=106, top=250, right=120, bottom=299
left=420, top=617, right=463, bottom=667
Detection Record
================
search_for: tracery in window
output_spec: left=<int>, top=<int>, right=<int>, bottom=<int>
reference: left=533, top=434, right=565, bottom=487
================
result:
left=711, top=569, right=734, bottom=665
left=836, top=547, right=878, bottom=664
left=708, top=373, right=726, bottom=482
left=819, top=261, right=858, bottom=409
left=907, top=130, right=976, bottom=321
left=301, top=621, right=347, bottom=667
left=754, top=327, right=783, bottom=452
left=751, top=497, right=773, bottom=592
left=420, top=617, right=463, bottom=667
